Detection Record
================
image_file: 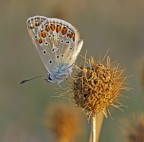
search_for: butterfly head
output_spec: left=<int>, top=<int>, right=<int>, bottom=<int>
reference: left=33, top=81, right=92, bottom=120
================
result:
left=47, top=73, right=55, bottom=83
left=47, top=66, right=72, bottom=84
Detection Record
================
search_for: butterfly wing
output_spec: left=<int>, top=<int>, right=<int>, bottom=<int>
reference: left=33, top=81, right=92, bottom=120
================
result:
left=27, top=16, right=83, bottom=75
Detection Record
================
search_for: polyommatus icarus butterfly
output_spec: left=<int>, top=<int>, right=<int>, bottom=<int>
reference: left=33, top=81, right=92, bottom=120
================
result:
left=26, top=16, right=83, bottom=84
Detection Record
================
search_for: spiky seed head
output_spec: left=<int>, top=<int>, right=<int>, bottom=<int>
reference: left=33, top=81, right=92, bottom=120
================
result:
left=125, top=114, right=144, bottom=142
left=73, top=56, right=126, bottom=118
left=44, top=104, right=85, bottom=141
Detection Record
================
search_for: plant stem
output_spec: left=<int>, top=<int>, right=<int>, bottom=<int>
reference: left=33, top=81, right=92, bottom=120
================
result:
left=92, top=114, right=96, bottom=142
left=96, top=112, right=104, bottom=142
left=89, top=112, right=104, bottom=142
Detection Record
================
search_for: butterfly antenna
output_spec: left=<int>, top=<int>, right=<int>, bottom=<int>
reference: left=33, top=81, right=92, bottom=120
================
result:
left=19, top=75, right=45, bottom=84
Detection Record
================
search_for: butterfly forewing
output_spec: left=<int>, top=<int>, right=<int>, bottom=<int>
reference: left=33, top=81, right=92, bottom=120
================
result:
left=27, top=16, right=83, bottom=80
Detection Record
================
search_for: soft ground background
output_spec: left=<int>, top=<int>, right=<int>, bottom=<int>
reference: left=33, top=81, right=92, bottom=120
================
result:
left=0, top=0, right=144, bottom=142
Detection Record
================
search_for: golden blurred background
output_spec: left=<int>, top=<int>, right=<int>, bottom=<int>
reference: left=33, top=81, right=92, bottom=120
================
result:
left=0, top=0, right=144, bottom=141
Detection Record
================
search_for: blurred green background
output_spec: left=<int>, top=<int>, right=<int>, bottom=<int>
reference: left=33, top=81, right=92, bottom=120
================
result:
left=0, top=0, right=144, bottom=141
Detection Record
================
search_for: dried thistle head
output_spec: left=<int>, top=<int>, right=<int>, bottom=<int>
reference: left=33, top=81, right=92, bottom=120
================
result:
left=125, top=114, right=144, bottom=142
left=72, top=56, right=126, bottom=118
left=44, top=104, right=84, bottom=142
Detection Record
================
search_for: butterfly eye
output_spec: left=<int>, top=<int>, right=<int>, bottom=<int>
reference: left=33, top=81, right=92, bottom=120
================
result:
left=48, top=74, right=54, bottom=82
left=48, top=75, right=52, bottom=81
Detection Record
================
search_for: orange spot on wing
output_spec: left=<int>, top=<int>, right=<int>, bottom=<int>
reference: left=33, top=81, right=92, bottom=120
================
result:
left=67, top=32, right=73, bottom=38
left=45, top=26, right=50, bottom=32
left=72, top=35, right=75, bottom=41
left=41, top=32, right=46, bottom=38
left=62, top=27, right=67, bottom=35
left=50, top=24, right=55, bottom=31
left=38, top=38, right=43, bottom=44
left=56, top=25, right=61, bottom=33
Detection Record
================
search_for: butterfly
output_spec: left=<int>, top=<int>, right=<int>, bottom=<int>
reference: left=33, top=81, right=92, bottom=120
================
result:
left=26, top=16, right=83, bottom=84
